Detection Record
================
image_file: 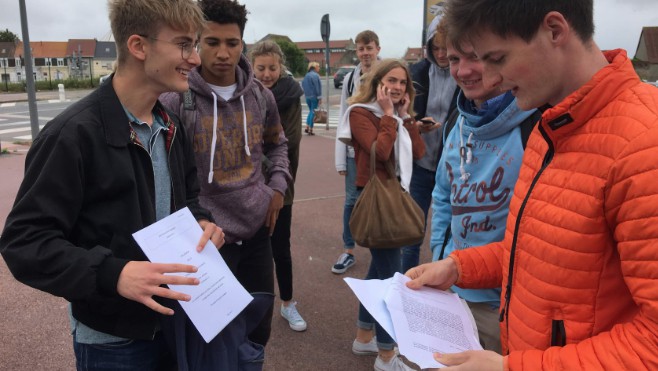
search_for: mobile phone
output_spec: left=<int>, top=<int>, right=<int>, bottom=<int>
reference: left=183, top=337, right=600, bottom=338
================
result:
left=420, top=119, right=435, bottom=125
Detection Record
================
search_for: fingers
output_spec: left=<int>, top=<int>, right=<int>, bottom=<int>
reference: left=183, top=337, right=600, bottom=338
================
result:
left=268, top=211, right=278, bottom=236
left=197, top=221, right=225, bottom=251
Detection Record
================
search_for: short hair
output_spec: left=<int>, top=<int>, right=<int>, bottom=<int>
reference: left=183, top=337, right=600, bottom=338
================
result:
left=198, top=0, right=249, bottom=37
left=307, top=61, right=320, bottom=72
left=444, top=0, right=594, bottom=44
left=355, top=30, right=380, bottom=47
left=349, top=58, right=415, bottom=118
left=248, top=40, right=286, bottom=68
left=109, top=0, right=205, bottom=65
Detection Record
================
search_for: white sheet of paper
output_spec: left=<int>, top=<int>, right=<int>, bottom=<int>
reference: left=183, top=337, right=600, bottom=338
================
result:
left=132, top=207, right=253, bottom=343
left=384, top=273, right=482, bottom=369
left=343, top=277, right=397, bottom=342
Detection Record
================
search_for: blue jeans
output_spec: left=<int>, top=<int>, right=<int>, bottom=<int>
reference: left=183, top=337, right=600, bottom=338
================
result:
left=342, top=157, right=358, bottom=249
left=401, top=163, right=435, bottom=273
left=305, top=97, right=319, bottom=128
left=73, top=331, right=175, bottom=371
left=357, top=247, right=402, bottom=350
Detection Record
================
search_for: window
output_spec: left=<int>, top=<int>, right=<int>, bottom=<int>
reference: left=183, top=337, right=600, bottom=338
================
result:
left=15, top=58, right=21, bottom=68
left=0, top=58, right=7, bottom=68
left=57, top=58, right=64, bottom=67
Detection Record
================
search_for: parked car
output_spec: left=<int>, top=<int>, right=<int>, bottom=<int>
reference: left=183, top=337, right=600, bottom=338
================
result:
left=333, top=65, right=356, bottom=88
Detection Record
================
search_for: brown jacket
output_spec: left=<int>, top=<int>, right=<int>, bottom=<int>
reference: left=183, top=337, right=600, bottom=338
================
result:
left=349, top=107, right=425, bottom=187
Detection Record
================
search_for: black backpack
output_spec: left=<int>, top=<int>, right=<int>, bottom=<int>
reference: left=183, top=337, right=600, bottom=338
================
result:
left=436, top=109, right=542, bottom=260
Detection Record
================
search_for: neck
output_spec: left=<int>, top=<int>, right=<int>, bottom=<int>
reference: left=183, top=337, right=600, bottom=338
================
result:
left=550, top=40, right=608, bottom=106
left=112, top=65, right=159, bottom=125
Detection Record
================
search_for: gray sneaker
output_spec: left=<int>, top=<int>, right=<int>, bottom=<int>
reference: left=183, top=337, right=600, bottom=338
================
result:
left=280, top=302, right=307, bottom=332
left=332, top=253, right=355, bottom=274
left=352, top=337, right=378, bottom=355
left=374, top=355, right=413, bottom=371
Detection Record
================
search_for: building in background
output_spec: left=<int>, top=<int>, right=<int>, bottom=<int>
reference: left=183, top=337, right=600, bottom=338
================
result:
left=633, top=26, right=658, bottom=82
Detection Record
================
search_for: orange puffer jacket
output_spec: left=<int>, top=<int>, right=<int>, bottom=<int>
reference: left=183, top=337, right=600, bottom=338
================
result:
left=452, top=49, right=658, bottom=370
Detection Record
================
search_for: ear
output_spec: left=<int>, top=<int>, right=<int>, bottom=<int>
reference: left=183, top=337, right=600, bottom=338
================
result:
left=543, top=11, right=570, bottom=46
left=126, top=34, right=148, bottom=62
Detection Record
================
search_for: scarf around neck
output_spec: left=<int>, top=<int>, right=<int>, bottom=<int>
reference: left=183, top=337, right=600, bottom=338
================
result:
left=336, top=101, right=413, bottom=192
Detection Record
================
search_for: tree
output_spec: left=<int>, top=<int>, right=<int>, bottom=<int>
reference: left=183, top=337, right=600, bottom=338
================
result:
left=276, top=40, right=305, bottom=77
left=0, top=29, right=20, bottom=43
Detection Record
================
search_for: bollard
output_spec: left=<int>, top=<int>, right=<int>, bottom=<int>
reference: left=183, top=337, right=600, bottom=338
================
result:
left=58, top=83, right=66, bottom=102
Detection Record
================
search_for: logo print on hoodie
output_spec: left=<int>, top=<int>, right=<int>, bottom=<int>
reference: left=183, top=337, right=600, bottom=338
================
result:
left=446, top=162, right=511, bottom=239
left=195, top=112, right=263, bottom=184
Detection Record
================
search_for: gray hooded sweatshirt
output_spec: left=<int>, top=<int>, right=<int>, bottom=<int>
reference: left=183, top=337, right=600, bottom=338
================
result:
left=161, top=55, right=291, bottom=243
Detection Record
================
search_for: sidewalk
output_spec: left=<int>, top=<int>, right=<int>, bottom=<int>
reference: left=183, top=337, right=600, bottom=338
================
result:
left=0, top=129, right=432, bottom=371
left=0, top=88, right=94, bottom=104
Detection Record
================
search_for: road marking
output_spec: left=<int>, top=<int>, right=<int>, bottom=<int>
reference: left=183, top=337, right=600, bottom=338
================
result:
left=0, top=103, right=16, bottom=107
left=0, top=125, right=45, bottom=135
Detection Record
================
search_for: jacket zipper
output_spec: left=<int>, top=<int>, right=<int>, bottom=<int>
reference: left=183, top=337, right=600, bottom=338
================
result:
left=168, top=125, right=177, bottom=211
left=499, top=122, right=554, bottom=354
left=551, top=319, right=567, bottom=347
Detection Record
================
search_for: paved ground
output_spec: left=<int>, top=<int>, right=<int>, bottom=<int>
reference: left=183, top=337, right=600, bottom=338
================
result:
left=0, top=90, right=432, bottom=370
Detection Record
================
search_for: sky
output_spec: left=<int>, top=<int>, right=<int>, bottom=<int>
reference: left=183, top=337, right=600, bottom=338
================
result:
left=1, top=0, right=657, bottom=59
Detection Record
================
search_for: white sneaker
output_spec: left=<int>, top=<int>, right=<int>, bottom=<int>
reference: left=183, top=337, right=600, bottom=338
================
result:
left=352, top=337, right=378, bottom=355
left=280, top=302, right=307, bottom=331
left=374, top=355, right=413, bottom=371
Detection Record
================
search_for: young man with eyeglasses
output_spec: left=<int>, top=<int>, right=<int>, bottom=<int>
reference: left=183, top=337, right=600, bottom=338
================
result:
left=161, top=0, right=290, bottom=347
left=0, top=0, right=225, bottom=369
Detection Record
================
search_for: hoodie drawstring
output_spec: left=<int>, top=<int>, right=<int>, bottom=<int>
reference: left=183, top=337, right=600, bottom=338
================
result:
left=207, top=93, right=252, bottom=184
left=458, top=116, right=473, bottom=182
left=208, top=92, right=219, bottom=183
left=240, top=95, right=251, bottom=157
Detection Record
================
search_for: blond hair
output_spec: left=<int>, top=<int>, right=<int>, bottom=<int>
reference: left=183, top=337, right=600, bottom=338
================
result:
left=109, top=0, right=205, bottom=65
left=248, top=40, right=286, bottom=69
left=348, top=59, right=415, bottom=118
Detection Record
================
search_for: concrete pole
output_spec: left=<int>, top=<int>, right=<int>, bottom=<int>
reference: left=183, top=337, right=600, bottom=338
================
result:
left=19, top=0, right=40, bottom=140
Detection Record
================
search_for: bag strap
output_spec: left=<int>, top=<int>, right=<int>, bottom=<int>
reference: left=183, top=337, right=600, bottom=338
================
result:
left=369, top=141, right=396, bottom=180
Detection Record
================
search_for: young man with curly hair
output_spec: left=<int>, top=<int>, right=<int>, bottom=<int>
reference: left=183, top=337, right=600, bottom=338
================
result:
left=161, top=0, right=291, bottom=348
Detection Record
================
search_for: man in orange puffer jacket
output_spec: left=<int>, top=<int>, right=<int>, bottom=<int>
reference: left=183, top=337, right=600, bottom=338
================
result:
left=406, top=0, right=658, bottom=370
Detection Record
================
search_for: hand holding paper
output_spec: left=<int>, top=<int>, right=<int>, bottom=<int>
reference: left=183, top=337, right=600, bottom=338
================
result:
left=345, top=273, right=482, bottom=369
left=132, top=207, right=253, bottom=343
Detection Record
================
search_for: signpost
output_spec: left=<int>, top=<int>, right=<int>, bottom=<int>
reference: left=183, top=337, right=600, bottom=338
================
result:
left=321, top=14, right=330, bottom=130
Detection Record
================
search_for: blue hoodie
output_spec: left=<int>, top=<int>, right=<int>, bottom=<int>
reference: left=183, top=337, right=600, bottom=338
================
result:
left=430, top=91, right=536, bottom=305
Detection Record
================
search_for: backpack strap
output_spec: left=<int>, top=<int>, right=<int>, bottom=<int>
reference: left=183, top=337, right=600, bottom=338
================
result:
left=346, top=71, right=355, bottom=97
left=179, top=89, right=197, bottom=134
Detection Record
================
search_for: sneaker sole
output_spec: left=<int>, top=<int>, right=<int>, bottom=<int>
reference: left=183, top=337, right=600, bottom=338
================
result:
left=331, top=262, right=355, bottom=274
left=289, top=323, right=307, bottom=332
left=331, top=266, right=347, bottom=274
left=352, top=348, right=378, bottom=356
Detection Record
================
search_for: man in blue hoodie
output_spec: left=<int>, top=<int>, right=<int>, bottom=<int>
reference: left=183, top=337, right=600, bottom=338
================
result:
left=402, top=12, right=459, bottom=274
left=429, top=39, right=541, bottom=353
left=160, top=0, right=291, bottom=347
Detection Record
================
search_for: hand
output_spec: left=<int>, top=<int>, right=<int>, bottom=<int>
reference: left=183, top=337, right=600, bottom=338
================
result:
left=405, top=257, right=459, bottom=291
left=117, top=261, right=200, bottom=315
left=417, top=116, right=442, bottom=133
left=338, top=170, right=347, bottom=176
left=398, top=93, right=411, bottom=116
left=265, top=191, right=284, bottom=236
left=197, top=219, right=225, bottom=251
left=377, top=84, right=394, bottom=116
left=435, top=350, right=503, bottom=371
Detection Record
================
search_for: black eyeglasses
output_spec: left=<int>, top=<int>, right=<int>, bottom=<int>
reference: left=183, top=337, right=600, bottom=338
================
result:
left=140, top=35, right=199, bottom=60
